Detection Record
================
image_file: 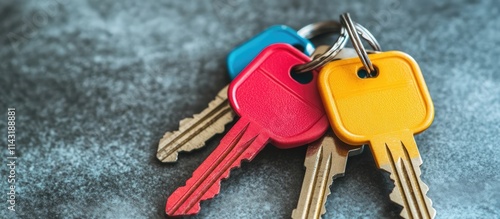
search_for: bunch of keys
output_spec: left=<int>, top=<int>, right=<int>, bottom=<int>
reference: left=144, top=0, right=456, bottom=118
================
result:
left=157, top=21, right=374, bottom=218
left=157, top=13, right=436, bottom=219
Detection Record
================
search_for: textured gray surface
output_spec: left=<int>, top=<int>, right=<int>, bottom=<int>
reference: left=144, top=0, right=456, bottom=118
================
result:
left=0, top=0, right=499, bottom=218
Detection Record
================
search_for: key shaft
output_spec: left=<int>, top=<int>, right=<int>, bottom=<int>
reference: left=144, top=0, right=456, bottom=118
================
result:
left=371, top=131, right=435, bottom=219
left=157, top=86, right=235, bottom=162
left=292, top=131, right=362, bottom=219
left=291, top=47, right=366, bottom=219
left=166, top=118, right=268, bottom=215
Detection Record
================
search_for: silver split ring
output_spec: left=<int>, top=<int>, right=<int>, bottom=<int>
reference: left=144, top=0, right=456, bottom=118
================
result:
left=340, top=13, right=381, bottom=77
left=294, top=20, right=380, bottom=73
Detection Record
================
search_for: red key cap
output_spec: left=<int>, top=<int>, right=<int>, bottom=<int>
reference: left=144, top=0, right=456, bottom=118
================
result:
left=166, top=44, right=329, bottom=216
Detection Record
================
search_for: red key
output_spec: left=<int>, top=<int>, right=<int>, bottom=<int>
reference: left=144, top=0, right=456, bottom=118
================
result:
left=166, top=44, right=329, bottom=216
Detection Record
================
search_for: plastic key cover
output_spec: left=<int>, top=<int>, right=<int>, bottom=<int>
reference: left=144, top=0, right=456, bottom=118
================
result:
left=229, top=43, right=328, bottom=148
left=227, top=25, right=314, bottom=79
left=318, top=51, right=434, bottom=145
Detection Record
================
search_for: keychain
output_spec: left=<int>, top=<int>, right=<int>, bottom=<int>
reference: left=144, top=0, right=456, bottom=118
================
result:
left=157, top=13, right=435, bottom=218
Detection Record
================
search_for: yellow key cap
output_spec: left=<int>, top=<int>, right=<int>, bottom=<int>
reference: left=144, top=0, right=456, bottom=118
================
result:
left=318, top=51, right=436, bottom=219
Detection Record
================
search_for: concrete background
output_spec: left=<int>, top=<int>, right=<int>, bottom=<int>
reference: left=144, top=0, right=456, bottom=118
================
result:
left=0, top=0, right=499, bottom=218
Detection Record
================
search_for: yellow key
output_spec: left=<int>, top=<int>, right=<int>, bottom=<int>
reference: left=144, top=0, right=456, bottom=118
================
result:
left=318, top=51, right=436, bottom=219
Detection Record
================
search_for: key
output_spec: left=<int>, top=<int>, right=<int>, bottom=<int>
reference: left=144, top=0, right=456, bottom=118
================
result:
left=157, top=25, right=314, bottom=162
left=166, top=43, right=329, bottom=216
left=292, top=45, right=365, bottom=219
left=318, top=51, right=436, bottom=218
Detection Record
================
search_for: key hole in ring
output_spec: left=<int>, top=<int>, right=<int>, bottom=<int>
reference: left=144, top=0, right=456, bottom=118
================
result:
left=291, top=44, right=305, bottom=53
left=290, top=69, right=313, bottom=84
left=357, top=66, right=379, bottom=78
left=290, top=44, right=312, bottom=84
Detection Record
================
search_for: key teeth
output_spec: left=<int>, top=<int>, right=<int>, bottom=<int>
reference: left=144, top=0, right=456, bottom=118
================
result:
left=161, top=131, right=174, bottom=139
left=166, top=153, right=253, bottom=217
left=319, top=186, right=333, bottom=217
left=179, top=117, right=193, bottom=127
left=166, top=126, right=264, bottom=216
left=389, top=183, right=435, bottom=219
left=158, top=132, right=174, bottom=153
left=167, top=176, right=230, bottom=216
left=382, top=158, right=436, bottom=219
left=157, top=152, right=178, bottom=163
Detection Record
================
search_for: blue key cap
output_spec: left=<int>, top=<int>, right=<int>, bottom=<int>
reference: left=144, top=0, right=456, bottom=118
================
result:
left=226, top=25, right=314, bottom=79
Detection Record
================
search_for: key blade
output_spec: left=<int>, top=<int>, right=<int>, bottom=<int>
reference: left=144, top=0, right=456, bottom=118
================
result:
left=157, top=86, right=236, bottom=162
left=371, top=131, right=436, bottom=219
left=292, top=131, right=362, bottom=219
left=166, top=118, right=269, bottom=216
left=291, top=46, right=366, bottom=219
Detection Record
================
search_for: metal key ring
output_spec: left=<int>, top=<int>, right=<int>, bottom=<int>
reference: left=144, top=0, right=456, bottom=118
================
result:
left=294, top=20, right=381, bottom=73
left=340, top=13, right=380, bottom=77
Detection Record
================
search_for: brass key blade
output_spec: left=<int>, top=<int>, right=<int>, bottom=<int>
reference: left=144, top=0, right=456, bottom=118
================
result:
left=371, top=131, right=436, bottom=219
left=291, top=46, right=365, bottom=219
left=157, top=86, right=236, bottom=162
left=292, top=131, right=363, bottom=219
